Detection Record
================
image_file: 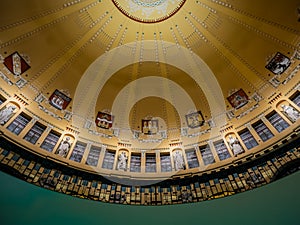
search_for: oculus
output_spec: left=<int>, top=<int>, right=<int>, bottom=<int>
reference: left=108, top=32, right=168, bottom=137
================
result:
left=112, top=0, right=186, bottom=23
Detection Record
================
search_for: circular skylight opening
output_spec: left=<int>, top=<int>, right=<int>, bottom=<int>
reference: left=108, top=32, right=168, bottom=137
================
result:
left=112, top=0, right=186, bottom=23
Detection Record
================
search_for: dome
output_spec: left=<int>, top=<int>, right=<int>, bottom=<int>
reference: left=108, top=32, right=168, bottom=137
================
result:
left=0, top=0, right=299, bottom=205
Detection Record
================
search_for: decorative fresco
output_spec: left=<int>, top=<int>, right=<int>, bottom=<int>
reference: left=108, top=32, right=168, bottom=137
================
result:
left=96, top=112, right=114, bottom=129
left=3, top=51, right=30, bottom=76
left=185, top=111, right=204, bottom=128
left=280, top=104, right=300, bottom=123
left=55, top=136, right=73, bottom=158
left=0, top=103, right=19, bottom=125
left=227, top=89, right=249, bottom=109
left=142, top=119, right=158, bottom=135
left=49, top=89, right=72, bottom=110
left=227, top=134, right=245, bottom=156
left=266, top=52, right=291, bottom=75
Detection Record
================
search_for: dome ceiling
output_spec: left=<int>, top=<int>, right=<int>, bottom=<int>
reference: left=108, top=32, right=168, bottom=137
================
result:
left=0, top=0, right=299, bottom=203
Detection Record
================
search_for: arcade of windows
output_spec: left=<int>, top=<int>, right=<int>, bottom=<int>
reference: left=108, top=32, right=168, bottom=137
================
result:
left=0, top=90, right=299, bottom=175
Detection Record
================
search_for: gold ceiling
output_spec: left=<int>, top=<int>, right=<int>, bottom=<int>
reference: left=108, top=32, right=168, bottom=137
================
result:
left=0, top=0, right=299, bottom=182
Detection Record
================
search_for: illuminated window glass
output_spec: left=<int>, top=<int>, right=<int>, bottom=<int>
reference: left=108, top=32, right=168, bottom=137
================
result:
left=199, top=145, right=215, bottom=165
left=252, top=120, right=274, bottom=142
left=12, top=154, right=20, bottom=161
left=266, top=111, right=289, bottom=133
left=82, top=180, right=88, bottom=186
left=86, top=145, right=101, bottom=167
left=43, top=168, right=50, bottom=174
left=185, top=148, right=199, bottom=168
left=63, top=175, right=70, bottom=181
left=130, top=153, right=141, bottom=172
left=24, top=122, right=46, bottom=144
left=238, top=129, right=258, bottom=150
left=40, top=130, right=61, bottom=152
left=34, top=163, right=41, bottom=171
left=22, top=160, right=30, bottom=166
left=145, top=154, right=156, bottom=172
left=54, top=171, right=60, bottom=178
left=213, top=141, right=231, bottom=161
left=92, top=181, right=98, bottom=188
left=7, top=113, right=31, bottom=135
left=1, top=149, right=9, bottom=156
left=102, top=150, right=115, bottom=170
left=70, top=141, right=87, bottom=163
left=160, top=153, right=172, bottom=172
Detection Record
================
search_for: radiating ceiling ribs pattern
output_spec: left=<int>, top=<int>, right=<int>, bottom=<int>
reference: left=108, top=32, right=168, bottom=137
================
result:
left=0, top=0, right=299, bottom=204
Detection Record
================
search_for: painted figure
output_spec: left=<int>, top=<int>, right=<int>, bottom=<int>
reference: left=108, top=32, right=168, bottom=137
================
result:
left=173, top=151, right=185, bottom=171
left=0, top=105, right=16, bottom=125
left=281, top=104, right=300, bottom=122
left=228, top=135, right=244, bottom=156
left=117, top=151, right=128, bottom=171
left=57, top=137, right=71, bottom=157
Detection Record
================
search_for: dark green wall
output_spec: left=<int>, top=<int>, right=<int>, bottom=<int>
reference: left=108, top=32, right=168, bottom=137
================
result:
left=0, top=171, right=299, bottom=225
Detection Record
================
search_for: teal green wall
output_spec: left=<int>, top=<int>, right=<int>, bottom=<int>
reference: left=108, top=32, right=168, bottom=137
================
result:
left=0, top=171, right=299, bottom=225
